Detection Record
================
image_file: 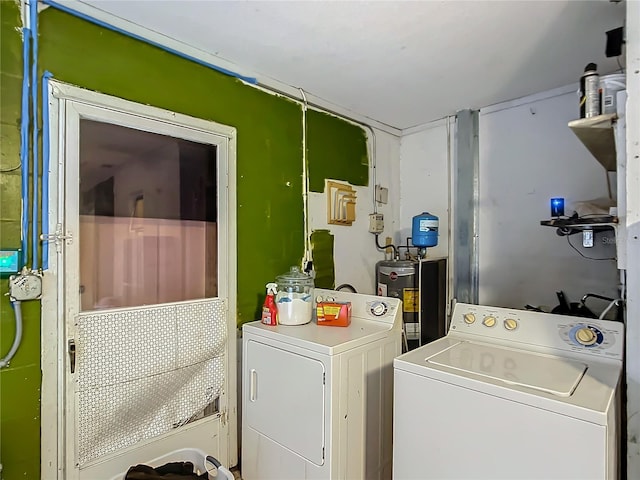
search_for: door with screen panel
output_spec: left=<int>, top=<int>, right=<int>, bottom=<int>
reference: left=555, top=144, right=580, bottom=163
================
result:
left=45, top=83, right=237, bottom=480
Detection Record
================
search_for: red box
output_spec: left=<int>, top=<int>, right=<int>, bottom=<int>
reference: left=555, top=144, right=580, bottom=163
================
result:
left=316, top=301, right=351, bottom=327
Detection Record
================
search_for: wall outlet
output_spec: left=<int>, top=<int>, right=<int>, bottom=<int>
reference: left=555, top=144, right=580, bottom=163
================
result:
left=369, top=213, right=384, bottom=234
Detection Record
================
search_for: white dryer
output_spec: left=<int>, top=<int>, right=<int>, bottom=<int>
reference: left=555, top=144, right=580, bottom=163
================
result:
left=242, top=289, right=402, bottom=480
left=393, top=302, right=624, bottom=480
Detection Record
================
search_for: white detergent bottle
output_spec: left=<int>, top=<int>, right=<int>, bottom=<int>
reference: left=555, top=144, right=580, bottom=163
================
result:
left=275, top=266, right=314, bottom=325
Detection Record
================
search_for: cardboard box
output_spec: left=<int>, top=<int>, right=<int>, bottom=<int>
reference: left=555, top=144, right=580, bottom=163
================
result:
left=316, top=301, right=351, bottom=327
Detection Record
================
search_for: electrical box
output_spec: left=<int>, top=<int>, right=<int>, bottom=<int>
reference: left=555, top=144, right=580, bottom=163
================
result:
left=0, top=249, right=21, bottom=278
left=369, top=213, right=384, bottom=234
left=375, top=185, right=389, bottom=204
left=9, top=272, right=43, bottom=301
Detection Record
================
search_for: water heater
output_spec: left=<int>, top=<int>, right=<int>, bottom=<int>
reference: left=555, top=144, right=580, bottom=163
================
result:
left=376, top=258, right=447, bottom=351
left=412, top=212, right=439, bottom=249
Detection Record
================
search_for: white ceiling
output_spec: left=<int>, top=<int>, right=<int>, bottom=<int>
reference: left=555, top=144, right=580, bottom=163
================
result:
left=77, top=0, right=625, bottom=131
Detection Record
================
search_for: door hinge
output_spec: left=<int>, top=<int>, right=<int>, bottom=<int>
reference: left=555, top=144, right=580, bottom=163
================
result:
left=40, top=223, right=72, bottom=249
left=323, top=373, right=325, bottom=385
left=221, top=408, right=227, bottom=426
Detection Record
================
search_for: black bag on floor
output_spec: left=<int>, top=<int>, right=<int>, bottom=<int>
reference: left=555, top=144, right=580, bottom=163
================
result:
left=124, top=461, right=208, bottom=479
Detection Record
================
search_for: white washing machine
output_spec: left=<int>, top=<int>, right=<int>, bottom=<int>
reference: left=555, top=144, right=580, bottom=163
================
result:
left=393, top=302, right=624, bottom=480
left=242, top=288, right=402, bottom=480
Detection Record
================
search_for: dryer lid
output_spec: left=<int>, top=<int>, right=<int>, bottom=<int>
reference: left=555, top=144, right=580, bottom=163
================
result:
left=427, top=341, right=587, bottom=397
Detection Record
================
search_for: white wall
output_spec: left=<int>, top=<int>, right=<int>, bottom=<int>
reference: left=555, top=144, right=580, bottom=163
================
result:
left=399, top=119, right=452, bottom=261
left=308, top=128, right=400, bottom=294
left=478, top=88, right=619, bottom=310
left=625, top=0, right=640, bottom=475
left=397, top=86, right=620, bottom=314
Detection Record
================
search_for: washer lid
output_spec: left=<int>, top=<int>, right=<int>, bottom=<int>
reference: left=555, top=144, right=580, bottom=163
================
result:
left=427, top=341, right=588, bottom=397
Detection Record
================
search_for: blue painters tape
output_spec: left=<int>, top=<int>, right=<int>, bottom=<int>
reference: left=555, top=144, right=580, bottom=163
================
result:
left=40, top=0, right=257, bottom=84
left=42, top=71, right=53, bottom=270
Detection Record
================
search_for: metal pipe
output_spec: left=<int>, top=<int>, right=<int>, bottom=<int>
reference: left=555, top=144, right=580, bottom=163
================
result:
left=20, top=28, right=31, bottom=266
left=41, top=71, right=53, bottom=270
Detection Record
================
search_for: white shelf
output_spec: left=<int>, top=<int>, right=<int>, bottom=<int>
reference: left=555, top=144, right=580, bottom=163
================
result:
left=568, top=113, right=618, bottom=171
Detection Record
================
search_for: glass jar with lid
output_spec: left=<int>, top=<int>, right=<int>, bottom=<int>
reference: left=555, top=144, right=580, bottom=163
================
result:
left=275, top=266, right=314, bottom=325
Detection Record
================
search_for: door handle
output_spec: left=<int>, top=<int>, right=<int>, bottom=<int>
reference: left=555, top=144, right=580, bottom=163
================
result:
left=249, top=369, right=257, bottom=402
left=68, top=339, right=76, bottom=374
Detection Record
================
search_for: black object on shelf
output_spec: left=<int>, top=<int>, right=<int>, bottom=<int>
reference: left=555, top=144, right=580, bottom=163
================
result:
left=540, top=215, right=617, bottom=236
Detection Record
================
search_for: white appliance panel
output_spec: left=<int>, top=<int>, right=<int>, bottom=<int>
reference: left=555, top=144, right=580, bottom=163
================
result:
left=448, top=304, right=624, bottom=359
left=393, top=369, right=607, bottom=480
left=427, top=341, right=588, bottom=396
left=245, top=340, right=325, bottom=465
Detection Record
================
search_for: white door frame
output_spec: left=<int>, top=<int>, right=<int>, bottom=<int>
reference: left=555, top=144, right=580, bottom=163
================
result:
left=40, top=80, right=237, bottom=479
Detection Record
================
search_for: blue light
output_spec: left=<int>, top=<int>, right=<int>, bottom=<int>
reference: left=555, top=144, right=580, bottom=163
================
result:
left=550, top=198, right=565, bottom=217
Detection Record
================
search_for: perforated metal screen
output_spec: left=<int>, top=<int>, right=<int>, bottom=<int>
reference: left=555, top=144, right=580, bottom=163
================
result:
left=75, top=298, right=227, bottom=466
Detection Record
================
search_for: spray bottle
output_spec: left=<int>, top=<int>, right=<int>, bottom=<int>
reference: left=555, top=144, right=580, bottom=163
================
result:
left=580, top=63, right=600, bottom=118
left=261, top=283, right=278, bottom=326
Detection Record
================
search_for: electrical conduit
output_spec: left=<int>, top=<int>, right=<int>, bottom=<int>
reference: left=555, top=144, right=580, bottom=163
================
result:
left=0, top=302, right=24, bottom=368
left=41, top=71, right=53, bottom=270
left=30, top=0, right=39, bottom=270
left=299, top=88, right=313, bottom=270
left=20, top=27, right=31, bottom=266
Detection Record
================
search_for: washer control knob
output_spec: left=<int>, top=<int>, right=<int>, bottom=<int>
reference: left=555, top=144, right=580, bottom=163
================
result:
left=504, top=318, right=518, bottom=331
left=463, top=313, right=476, bottom=324
left=482, top=316, right=496, bottom=327
left=575, top=327, right=597, bottom=346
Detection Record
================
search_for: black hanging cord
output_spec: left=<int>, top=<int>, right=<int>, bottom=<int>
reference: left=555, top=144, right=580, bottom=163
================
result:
left=375, top=234, right=398, bottom=259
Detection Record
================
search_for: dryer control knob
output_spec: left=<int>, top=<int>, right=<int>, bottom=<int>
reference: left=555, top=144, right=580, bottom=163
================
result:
left=463, top=313, right=476, bottom=324
left=482, top=316, right=496, bottom=327
left=575, top=327, right=597, bottom=346
left=370, top=301, right=388, bottom=317
left=504, top=318, right=518, bottom=331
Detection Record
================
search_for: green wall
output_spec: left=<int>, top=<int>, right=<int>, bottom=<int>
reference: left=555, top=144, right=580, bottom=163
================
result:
left=0, top=3, right=43, bottom=479
left=307, top=109, right=369, bottom=193
left=0, top=3, right=368, bottom=477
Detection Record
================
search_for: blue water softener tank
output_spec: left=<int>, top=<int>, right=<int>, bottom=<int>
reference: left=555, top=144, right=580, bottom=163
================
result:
left=412, top=212, right=439, bottom=248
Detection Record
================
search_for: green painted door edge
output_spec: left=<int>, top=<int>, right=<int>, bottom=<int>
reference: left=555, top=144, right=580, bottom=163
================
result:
left=311, top=229, right=335, bottom=289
